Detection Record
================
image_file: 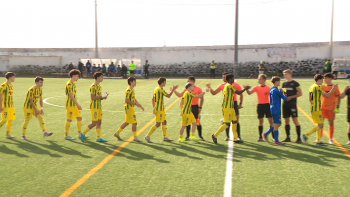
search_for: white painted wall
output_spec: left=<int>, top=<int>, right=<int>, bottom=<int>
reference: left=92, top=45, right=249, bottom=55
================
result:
left=0, top=41, right=349, bottom=71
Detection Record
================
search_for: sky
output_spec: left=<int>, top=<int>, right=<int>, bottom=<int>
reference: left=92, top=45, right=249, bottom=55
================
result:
left=0, top=0, right=349, bottom=48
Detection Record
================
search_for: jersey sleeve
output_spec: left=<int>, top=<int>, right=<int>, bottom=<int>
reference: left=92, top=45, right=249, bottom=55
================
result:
left=0, top=85, right=5, bottom=94
left=278, top=89, right=288, bottom=101
left=162, top=89, right=168, bottom=96
left=235, top=84, right=242, bottom=91
left=125, top=89, right=131, bottom=99
left=90, top=85, right=96, bottom=95
left=67, top=83, right=73, bottom=94
left=335, top=87, right=341, bottom=96
left=252, top=86, right=258, bottom=92
left=29, top=88, right=34, bottom=98
left=218, top=84, right=224, bottom=91
left=190, top=92, right=196, bottom=98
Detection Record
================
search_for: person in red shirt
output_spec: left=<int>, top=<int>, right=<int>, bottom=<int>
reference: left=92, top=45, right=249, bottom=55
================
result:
left=246, top=74, right=274, bottom=141
left=173, top=76, right=205, bottom=140
left=321, top=73, right=341, bottom=144
left=207, top=72, right=244, bottom=141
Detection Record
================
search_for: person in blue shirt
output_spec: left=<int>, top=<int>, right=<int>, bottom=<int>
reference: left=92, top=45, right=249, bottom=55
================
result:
left=86, top=60, right=92, bottom=77
left=91, top=64, right=97, bottom=74
left=97, top=64, right=102, bottom=71
left=262, top=76, right=297, bottom=145
left=108, top=63, right=116, bottom=77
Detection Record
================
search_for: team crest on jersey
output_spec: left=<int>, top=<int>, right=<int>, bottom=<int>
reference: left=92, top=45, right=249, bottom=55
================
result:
left=94, top=112, right=97, bottom=119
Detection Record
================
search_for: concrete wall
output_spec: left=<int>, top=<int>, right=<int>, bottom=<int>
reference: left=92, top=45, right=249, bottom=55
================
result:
left=0, top=41, right=349, bottom=75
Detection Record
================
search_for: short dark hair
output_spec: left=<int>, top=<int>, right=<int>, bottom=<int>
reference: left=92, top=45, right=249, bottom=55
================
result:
left=35, top=76, right=44, bottom=82
left=69, top=69, right=81, bottom=77
left=5, top=72, right=15, bottom=79
left=324, top=72, right=334, bottom=79
left=128, top=77, right=136, bottom=85
left=185, top=82, right=193, bottom=89
left=158, top=77, right=166, bottom=85
left=314, top=74, right=324, bottom=82
left=94, top=72, right=103, bottom=79
left=226, top=74, right=234, bottom=82
left=187, top=76, right=195, bottom=82
left=259, top=74, right=267, bottom=80
left=271, top=76, right=280, bottom=84
left=222, top=72, right=230, bottom=75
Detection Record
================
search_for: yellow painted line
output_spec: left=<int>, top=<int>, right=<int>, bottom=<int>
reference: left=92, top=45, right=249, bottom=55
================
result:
left=297, top=106, right=350, bottom=158
left=266, top=81, right=350, bottom=158
left=60, top=79, right=207, bottom=197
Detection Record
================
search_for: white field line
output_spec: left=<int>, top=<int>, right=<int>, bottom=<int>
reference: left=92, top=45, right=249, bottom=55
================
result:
left=224, top=123, right=234, bottom=197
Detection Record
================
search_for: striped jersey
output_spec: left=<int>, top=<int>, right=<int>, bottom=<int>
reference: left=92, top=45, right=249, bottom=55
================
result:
left=65, top=80, right=77, bottom=107
left=90, top=82, right=102, bottom=109
left=309, top=84, right=324, bottom=112
left=181, top=91, right=196, bottom=114
left=153, top=86, right=168, bottom=112
left=125, top=86, right=135, bottom=109
left=0, top=82, right=14, bottom=108
left=24, top=86, right=42, bottom=109
left=222, top=83, right=237, bottom=109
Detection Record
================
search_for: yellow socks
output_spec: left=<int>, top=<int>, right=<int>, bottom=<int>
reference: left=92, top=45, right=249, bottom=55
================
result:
left=96, top=128, right=101, bottom=139
left=162, top=125, right=167, bottom=137
left=83, top=127, right=90, bottom=135
left=305, top=126, right=318, bottom=137
left=232, top=123, right=238, bottom=140
left=180, top=134, right=184, bottom=139
left=6, top=120, right=13, bottom=135
left=214, top=124, right=229, bottom=138
left=133, top=132, right=137, bottom=138
left=116, top=128, right=123, bottom=135
left=22, top=121, right=30, bottom=136
left=37, top=115, right=46, bottom=133
left=316, top=128, right=322, bottom=143
left=77, top=120, right=82, bottom=134
left=65, top=121, right=71, bottom=137
left=0, top=119, right=7, bottom=128
left=147, top=125, right=157, bottom=137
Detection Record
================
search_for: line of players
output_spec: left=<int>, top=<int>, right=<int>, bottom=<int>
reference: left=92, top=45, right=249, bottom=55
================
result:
left=1, top=69, right=350, bottom=145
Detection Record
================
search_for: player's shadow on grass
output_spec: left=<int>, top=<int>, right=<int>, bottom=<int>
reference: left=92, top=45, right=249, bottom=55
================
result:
left=71, top=141, right=169, bottom=163
left=0, top=139, right=61, bottom=158
left=28, top=140, right=92, bottom=158
left=141, top=143, right=202, bottom=160
left=0, top=144, right=28, bottom=157
left=238, top=142, right=337, bottom=167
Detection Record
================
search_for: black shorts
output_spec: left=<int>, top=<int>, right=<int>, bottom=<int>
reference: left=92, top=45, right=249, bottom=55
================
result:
left=87, top=68, right=91, bottom=73
left=192, top=105, right=199, bottom=119
left=347, top=107, right=350, bottom=122
left=283, top=102, right=298, bottom=118
left=130, top=70, right=135, bottom=74
left=234, top=101, right=240, bottom=115
left=257, top=103, right=272, bottom=119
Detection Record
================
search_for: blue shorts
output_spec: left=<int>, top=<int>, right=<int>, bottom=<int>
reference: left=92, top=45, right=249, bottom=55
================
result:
left=272, top=114, right=282, bottom=124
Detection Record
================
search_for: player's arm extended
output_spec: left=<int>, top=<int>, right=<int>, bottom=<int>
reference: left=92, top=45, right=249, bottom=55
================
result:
left=195, top=92, right=206, bottom=98
left=210, top=88, right=221, bottom=95
left=235, top=89, right=247, bottom=95
left=151, top=97, right=155, bottom=108
left=173, top=89, right=184, bottom=97
left=322, top=84, right=338, bottom=98
left=166, top=86, right=177, bottom=98
left=246, top=89, right=255, bottom=95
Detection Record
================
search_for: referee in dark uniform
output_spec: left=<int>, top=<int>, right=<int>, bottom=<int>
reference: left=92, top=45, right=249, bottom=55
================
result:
left=282, top=69, right=302, bottom=143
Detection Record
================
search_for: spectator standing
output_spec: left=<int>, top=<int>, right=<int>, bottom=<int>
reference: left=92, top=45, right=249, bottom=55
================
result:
left=78, top=60, right=85, bottom=78
left=333, top=61, right=338, bottom=80
left=210, top=60, right=216, bottom=79
left=259, top=61, right=265, bottom=75
left=325, top=59, right=332, bottom=73
left=144, top=60, right=150, bottom=79
left=122, top=64, right=128, bottom=78
left=129, top=61, right=136, bottom=77
left=86, top=60, right=92, bottom=77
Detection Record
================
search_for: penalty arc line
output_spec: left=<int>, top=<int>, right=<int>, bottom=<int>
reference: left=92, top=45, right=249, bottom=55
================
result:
left=59, top=79, right=207, bottom=197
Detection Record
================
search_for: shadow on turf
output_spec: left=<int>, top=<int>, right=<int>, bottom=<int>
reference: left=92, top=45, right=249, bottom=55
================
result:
left=0, top=144, right=28, bottom=157
left=70, top=140, right=169, bottom=163
left=236, top=141, right=349, bottom=166
left=0, top=139, right=61, bottom=157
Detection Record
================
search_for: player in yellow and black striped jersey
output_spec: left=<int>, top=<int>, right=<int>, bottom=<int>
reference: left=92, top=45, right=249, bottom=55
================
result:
left=115, top=77, right=145, bottom=142
left=302, top=74, right=338, bottom=145
left=144, top=77, right=178, bottom=143
left=210, top=74, right=250, bottom=144
left=0, top=72, right=16, bottom=138
left=64, top=69, right=82, bottom=140
left=80, top=72, right=109, bottom=143
left=178, top=82, right=207, bottom=143
left=22, top=77, right=53, bottom=140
